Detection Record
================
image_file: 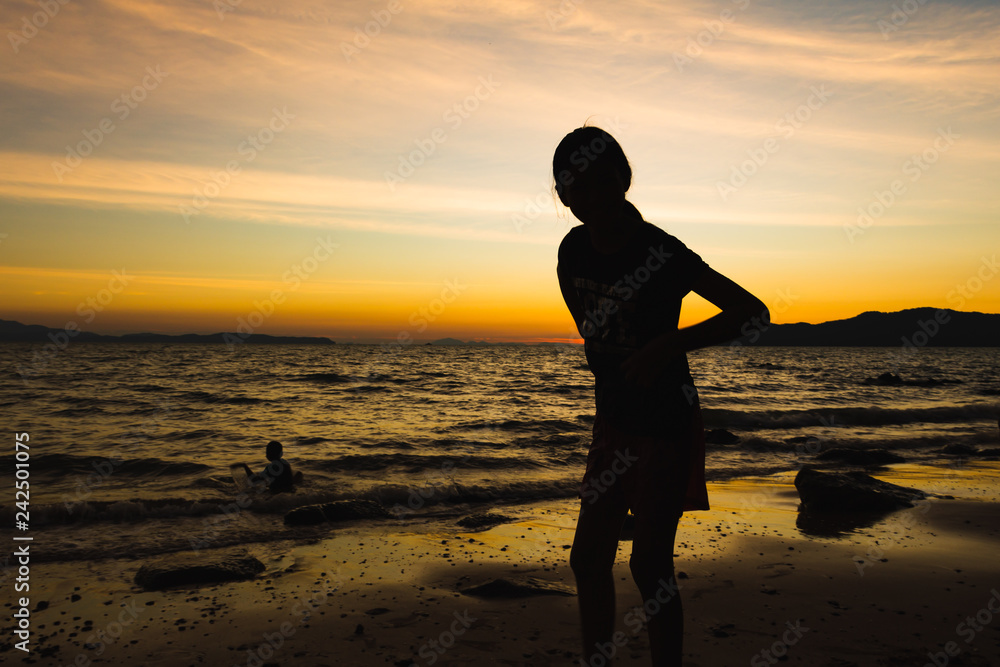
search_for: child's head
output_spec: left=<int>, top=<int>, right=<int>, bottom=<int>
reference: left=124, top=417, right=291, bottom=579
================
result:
left=552, top=126, right=632, bottom=223
left=265, top=440, right=283, bottom=460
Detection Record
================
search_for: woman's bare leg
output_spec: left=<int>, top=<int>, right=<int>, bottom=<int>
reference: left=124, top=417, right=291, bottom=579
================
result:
left=630, top=510, right=683, bottom=667
left=570, top=489, right=629, bottom=666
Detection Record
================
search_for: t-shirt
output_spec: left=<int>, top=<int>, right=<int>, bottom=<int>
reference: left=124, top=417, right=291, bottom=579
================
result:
left=263, top=458, right=294, bottom=492
left=557, top=220, right=709, bottom=436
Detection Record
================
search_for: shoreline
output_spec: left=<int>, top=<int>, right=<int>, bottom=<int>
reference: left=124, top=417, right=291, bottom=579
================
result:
left=3, top=462, right=1000, bottom=666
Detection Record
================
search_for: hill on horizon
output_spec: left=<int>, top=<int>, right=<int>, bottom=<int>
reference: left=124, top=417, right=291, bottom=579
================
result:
left=741, top=307, right=999, bottom=347
left=0, top=319, right=334, bottom=345
left=1, top=307, right=997, bottom=346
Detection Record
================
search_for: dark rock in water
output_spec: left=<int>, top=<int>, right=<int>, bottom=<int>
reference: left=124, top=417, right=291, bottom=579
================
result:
left=461, top=577, right=576, bottom=598
left=284, top=499, right=392, bottom=526
left=794, top=467, right=924, bottom=513
left=705, top=429, right=740, bottom=445
left=940, top=443, right=977, bottom=456
left=456, top=513, right=516, bottom=530
left=815, top=448, right=905, bottom=465
left=283, top=504, right=328, bottom=525
left=134, top=553, right=264, bottom=591
left=863, top=372, right=903, bottom=386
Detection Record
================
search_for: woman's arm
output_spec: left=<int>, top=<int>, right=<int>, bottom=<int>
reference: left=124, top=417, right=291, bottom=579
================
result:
left=675, top=267, right=769, bottom=351
left=622, top=267, right=769, bottom=385
left=557, top=264, right=588, bottom=338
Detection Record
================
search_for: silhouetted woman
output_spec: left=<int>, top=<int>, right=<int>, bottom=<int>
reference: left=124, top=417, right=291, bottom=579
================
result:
left=554, top=126, right=768, bottom=666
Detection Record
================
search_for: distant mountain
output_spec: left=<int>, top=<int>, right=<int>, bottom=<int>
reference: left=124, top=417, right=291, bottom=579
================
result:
left=428, top=337, right=468, bottom=346
left=740, top=308, right=999, bottom=347
left=2, top=308, right=997, bottom=346
left=0, top=319, right=334, bottom=345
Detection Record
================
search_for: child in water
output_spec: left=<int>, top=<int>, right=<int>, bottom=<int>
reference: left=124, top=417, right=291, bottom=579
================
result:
left=554, top=126, right=768, bottom=666
left=242, top=440, right=296, bottom=493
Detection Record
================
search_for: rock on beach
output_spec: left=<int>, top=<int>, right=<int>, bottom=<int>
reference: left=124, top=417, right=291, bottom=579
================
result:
left=134, top=553, right=265, bottom=591
left=794, top=467, right=925, bottom=513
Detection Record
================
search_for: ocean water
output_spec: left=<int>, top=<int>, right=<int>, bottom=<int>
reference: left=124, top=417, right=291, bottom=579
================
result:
left=1, top=343, right=998, bottom=563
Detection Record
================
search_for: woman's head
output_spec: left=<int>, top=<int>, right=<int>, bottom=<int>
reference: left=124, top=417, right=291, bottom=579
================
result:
left=552, top=126, right=632, bottom=223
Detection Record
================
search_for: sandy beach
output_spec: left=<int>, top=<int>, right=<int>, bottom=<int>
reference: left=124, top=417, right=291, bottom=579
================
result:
left=5, top=461, right=1000, bottom=667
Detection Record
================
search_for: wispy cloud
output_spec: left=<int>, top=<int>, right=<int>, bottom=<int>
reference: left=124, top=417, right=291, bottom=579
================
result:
left=2, top=0, right=998, bottom=333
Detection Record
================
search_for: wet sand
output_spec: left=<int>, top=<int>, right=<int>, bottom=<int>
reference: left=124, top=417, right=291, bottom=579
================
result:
left=4, top=462, right=1000, bottom=667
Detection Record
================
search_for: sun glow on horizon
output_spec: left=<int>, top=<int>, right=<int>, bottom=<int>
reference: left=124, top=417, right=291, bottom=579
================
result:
left=2, top=0, right=998, bottom=340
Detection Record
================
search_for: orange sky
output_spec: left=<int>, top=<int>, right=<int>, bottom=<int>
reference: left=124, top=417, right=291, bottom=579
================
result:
left=2, top=0, right=998, bottom=342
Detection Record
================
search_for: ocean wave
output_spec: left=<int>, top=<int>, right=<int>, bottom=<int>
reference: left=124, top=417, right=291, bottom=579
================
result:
left=177, top=390, right=265, bottom=404
left=52, top=405, right=107, bottom=416
left=363, top=477, right=581, bottom=510
left=5, top=452, right=214, bottom=477
left=703, top=403, right=999, bottom=429
left=293, top=372, right=352, bottom=383
left=444, top=418, right=585, bottom=434
left=7, top=475, right=581, bottom=532
left=132, top=383, right=168, bottom=392
left=314, top=452, right=553, bottom=473
left=295, top=435, right=332, bottom=445
left=162, top=428, right=220, bottom=440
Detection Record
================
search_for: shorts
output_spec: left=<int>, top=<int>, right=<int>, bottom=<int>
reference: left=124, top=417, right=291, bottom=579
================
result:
left=579, top=404, right=709, bottom=516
